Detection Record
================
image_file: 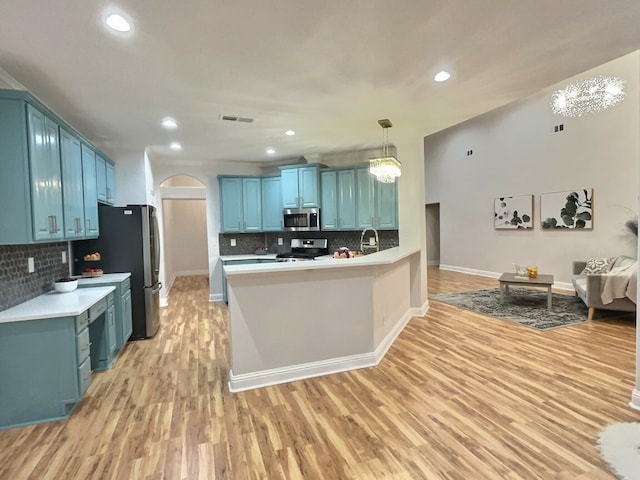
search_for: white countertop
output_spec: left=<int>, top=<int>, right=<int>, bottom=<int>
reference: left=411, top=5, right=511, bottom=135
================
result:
left=0, top=286, right=116, bottom=323
left=220, top=254, right=278, bottom=261
left=75, top=272, right=131, bottom=285
left=223, top=246, right=420, bottom=276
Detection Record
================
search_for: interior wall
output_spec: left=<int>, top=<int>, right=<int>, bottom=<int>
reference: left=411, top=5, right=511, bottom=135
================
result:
left=425, top=203, right=440, bottom=266
left=424, top=51, right=640, bottom=286
left=165, top=199, right=208, bottom=278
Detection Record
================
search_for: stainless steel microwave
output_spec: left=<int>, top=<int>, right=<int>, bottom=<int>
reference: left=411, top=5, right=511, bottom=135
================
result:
left=282, top=208, right=320, bottom=231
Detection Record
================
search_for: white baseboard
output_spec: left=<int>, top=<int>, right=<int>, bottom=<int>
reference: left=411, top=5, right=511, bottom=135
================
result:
left=209, top=293, right=223, bottom=302
left=438, top=264, right=574, bottom=292
left=228, top=306, right=420, bottom=393
left=229, top=352, right=377, bottom=393
left=160, top=297, right=169, bottom=308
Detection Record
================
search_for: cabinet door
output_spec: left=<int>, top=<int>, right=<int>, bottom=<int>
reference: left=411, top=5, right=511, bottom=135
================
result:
left=105, top=160, right=115, bottom=205
left=261, top=176, right=282, bottom=231
left=356, top=168, right=375, bottom=229
left=59, top=128, right=85, bottom=239
left=298, top=167, right=319, bottom=207
left=280, top=169, right=300, bottom=208
left=242, top=178, right=262, bottom=232
left=337, top=169, right=356, bottom=229
left=376, top=180, right=398, bottom=229
left=219, top=177, right=244, bottom=233
left=122, top=289, right=133, bottom=344
left=107, top=304, right=117, bottom=356
left=81, top=144, right=99, bottom=237
left=320, top=170, right=337, bottom=230
left=96, top=154, right=107, bottom=202
left=27, top=105, right=64, bottom=241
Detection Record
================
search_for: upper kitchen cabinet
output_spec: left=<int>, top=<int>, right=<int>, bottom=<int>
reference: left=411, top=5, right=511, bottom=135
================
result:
left=321, top=169, right=356, bottom=230
left=0, top=93, right=64, bottom=244
left=279, top=164, right=322, bottom=208
left=60, top=128, right=85, bottom=239
left=219, top=176, right=262, bottom=233
left=81, top=144, right=99, bottom=237
left=261, top=175, right=282, bottom=231
left=96, top=154, right=116, bottom=205
left=355, top=167, right=398, bottom=230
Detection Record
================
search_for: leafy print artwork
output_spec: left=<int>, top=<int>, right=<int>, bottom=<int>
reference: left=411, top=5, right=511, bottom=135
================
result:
left=540, top=189, right=593, bottom=229
left=494, top=195, right=533, bottom=229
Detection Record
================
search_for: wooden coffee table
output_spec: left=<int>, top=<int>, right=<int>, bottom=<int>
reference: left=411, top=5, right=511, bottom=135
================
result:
left=498, top=272, right=555, bottom=311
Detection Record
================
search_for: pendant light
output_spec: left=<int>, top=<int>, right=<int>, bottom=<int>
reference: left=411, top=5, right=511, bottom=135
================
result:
left=369, top=119, right=401, bottom=183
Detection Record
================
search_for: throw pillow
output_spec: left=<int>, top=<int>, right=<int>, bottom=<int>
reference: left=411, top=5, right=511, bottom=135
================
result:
left=580, top=257, right=616, bottom=275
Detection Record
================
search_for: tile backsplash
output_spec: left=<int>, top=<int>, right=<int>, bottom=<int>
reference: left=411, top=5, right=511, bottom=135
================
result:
left=0, top=242, right=70, bottom=312
left=219, top=230, right=399, bottom=256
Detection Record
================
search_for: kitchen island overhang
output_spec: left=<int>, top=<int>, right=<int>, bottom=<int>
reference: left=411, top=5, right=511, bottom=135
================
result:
left=224, top=246, right=426, bottom=392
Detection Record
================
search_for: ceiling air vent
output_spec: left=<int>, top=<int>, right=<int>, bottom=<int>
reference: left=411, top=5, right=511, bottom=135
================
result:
left=219, top=114, right=254, bottom=123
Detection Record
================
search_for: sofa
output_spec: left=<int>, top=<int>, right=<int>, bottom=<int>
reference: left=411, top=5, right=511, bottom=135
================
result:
left=571, top=256, right=637, bottom=320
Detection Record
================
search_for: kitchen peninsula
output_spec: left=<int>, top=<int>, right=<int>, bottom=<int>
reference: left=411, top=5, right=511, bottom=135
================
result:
left=224, top=246, right=423, bottom=392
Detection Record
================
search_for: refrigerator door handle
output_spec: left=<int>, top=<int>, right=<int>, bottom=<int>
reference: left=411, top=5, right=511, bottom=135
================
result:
left=151, top=282, right=163, bottom=294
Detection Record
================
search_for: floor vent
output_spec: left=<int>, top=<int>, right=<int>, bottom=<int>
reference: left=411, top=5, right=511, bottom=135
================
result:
left=219, top=115, right=254, bottom=123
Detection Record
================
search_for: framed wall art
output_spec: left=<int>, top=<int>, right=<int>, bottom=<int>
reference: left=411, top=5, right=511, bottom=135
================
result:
left=540, top=188, right=593, bottom=230
left=494, top=195, right=533, bottom=229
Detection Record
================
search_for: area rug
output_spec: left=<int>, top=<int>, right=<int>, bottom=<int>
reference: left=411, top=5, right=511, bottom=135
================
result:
left=598, top=422, right=640, bottom=480
left=430, top=287, right=599, bottom=331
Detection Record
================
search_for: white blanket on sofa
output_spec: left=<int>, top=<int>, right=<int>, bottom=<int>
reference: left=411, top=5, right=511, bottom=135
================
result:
left=601, top=258, right=638, bottom=305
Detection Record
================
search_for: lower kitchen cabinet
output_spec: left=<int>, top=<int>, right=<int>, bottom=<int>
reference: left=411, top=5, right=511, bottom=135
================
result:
left=78, top=275, right=133, bottom=356
left=0, top=291, right=113, bottom=430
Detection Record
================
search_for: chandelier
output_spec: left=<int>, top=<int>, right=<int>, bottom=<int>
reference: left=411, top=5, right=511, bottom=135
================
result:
left=369, top=119, right=401, bottom=183
left=551, top=76, right=625, bottom=117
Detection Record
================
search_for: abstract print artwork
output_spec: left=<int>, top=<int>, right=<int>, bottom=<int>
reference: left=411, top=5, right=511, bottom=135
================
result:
left=540, top=189, right=593, bottom=229
left=494, top=195, right=533, bottom=229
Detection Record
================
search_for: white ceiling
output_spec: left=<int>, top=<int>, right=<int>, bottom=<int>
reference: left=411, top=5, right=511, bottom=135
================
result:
left=1, top=1, right=639, bottom=167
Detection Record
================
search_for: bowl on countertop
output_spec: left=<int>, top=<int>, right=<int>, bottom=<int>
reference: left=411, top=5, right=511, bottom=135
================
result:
left=53, top=278, right=78, bottom=293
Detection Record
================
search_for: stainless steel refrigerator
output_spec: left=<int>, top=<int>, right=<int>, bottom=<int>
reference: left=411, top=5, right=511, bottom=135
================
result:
left=73, top=204, right=161, bottom=339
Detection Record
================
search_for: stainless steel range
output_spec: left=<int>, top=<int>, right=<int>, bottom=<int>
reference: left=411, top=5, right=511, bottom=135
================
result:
left=276, top=238, right=329, bottom=262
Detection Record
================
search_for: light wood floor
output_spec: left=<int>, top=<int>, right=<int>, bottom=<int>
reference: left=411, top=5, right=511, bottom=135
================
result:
left=0, top=267, right=637, bottom=479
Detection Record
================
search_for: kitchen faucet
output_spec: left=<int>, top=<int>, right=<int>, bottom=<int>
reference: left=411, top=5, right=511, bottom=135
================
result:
left=360, top=227, right=379, bottom=254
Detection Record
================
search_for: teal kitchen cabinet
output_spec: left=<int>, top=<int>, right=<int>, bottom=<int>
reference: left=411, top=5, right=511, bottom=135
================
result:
left=279, top=165, right=322, bottom=208
left=356, top=168, right=398, bottom=230
left=105, top=159, right=115, bottom=204
left=60, top=128, right=86, bottom=239
left=81, top=143, right=99, bottom=237
left=0, top=288, right=114, bottom=430
left=356, top=168, right=376, bottom=229
left=218, top=176, right=262, bottom=233
left=96, top=154, right=116, bottom=205
left=375, top=179, right=398, bottom=229
left=261, top=175, right=282, bottom=231
left=321, top=169, right=356, bottom=230
left=0, top=96, right=64, bottom=244
left=78, top=275, right=133, bottom=354
left=0, top=89, right=112, bottom=244
left=320, top=170, right=337, bottom=230
left=96, top=154, right=107, bottom=202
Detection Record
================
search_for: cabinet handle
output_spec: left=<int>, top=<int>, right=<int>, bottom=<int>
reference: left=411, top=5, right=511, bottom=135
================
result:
left=48, top=215, right=54, bottom=233
left=106, top=187, right=111, bottom=200
left=54, top=215, right=60, bottom=233
left=86, top=218, right=91, bottom=232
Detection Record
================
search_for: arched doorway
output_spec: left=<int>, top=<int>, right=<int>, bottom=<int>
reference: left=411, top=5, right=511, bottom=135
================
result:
left=160, top=175, right=209, bottom=303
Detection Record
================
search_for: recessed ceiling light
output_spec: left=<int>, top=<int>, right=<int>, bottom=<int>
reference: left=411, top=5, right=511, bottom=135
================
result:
left=170, top=142, right=182, bottom=151
left=284, top=130, right=296, bottom=136
left=434, top=70, right=451, bottom=82
left=105, top=13, right=132, bottom=32
left=161, top=117, right=178, bottom=129
left=266, top=148, right=276, bottom=155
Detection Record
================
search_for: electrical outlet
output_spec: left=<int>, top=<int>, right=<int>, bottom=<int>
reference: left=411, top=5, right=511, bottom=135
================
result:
left=278, top=238, right=283, bottom=246
left=230, top=238, right=236, bottom=247
left=61, top=251, right=67, bottom=264
left=28, top=257, right=35, bottom=273
left=369, top=237, right=376, bottom=245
